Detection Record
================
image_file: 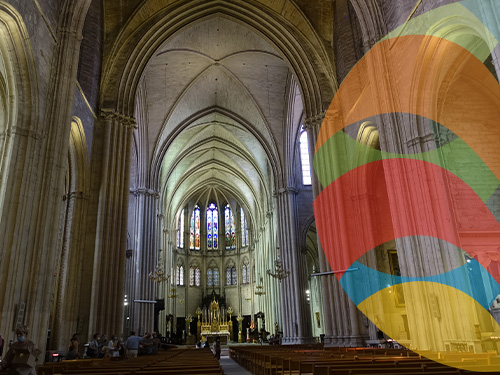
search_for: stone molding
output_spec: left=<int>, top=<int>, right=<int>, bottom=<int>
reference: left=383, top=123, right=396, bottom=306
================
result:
left=100, top=108, right=137, bottom=129
left=303, top=110, right=327, bottom=130
left=274, top=187, right=299, bottom=196
left=130, top=187, right=160, bottom=198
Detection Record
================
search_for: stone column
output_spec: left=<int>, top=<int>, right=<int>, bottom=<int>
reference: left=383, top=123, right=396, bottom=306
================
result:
left=305, top=111, right=369, bottom=347
left=276, top=187, right=313, bottom=344
left=88, top=109, right=135, bottom=338
left=303, top=114, right=336, bottom=344
left=127, top=188, right=160, bottom=334
left=0, top=0, right=91, bottom=353
left=52, top=191, right=90, bottom=349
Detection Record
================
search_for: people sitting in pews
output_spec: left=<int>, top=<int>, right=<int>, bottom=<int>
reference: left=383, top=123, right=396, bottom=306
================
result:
left=86, top=333, right=100, bottom=358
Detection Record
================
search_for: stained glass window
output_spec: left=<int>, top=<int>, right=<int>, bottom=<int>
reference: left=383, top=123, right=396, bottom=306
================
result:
left=190, top=205, right=200, bottom=250
left=177, top=265, right=184, bottom=286
left=207, top=203, right=218, bottom=250
left=225, top=205, right=236, bottom=250
left=214, top=267, right=219, bottom=286
left=195, top=267, right=201, bottom=286
left=300, top=127, right=312, bottom=185
left=241, top=208, right=248, bottom=247
left=226, top=268, right=232, bottom=286
left=231, top=266, right=237, bottom=285
left=207, top=269, right=213, bottom=286
left=189, top=209, right=194, bottom=249
left=177, top=209, right=184, bottom=248
left=189, top=267, right=195, bottom=286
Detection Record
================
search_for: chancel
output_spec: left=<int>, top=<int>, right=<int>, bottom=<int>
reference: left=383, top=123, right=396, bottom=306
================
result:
left=199, top=295, right=231, bottom=344
left=2, top=1, right=500, bottom=374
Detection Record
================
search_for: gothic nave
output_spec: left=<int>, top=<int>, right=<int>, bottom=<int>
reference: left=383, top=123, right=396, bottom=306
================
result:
left=1, top=0, right=500, bottom=365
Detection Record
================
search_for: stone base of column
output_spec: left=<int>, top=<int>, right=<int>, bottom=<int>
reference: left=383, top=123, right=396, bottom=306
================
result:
left=346, top=334, right=368, bottom=347
left=281, top=336, right=317, bottom=345
left=323, top=336, right=339, bottom=346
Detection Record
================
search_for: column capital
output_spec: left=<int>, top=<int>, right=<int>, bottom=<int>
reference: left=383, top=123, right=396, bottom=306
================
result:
left=100, top=108, right=137, bottom=129
left=273, top=187, right=299, bottom=197
left=303, top=110, right=327, bottom=131
left=130, top=187, right=160, bottom=198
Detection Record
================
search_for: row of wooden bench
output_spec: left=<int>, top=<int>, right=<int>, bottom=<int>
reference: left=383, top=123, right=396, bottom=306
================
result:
left=228, top=345, right=500, bottom=375
left=36, top=348, right=222, bottom=375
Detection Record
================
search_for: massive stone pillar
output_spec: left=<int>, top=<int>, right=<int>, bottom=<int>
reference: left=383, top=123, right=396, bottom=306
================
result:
left=127, top=188, right=160, bottom=334
left=305, top=112, right=370, bottom=347
left=276, top=188, right=313, bottom=344
left=303, top=115, right=335, bottom=344
left=52, top=190, right=90, bottom=350
left=88, top=109, right=135, bottom=339
left=0, top=0, right=91, bottom=354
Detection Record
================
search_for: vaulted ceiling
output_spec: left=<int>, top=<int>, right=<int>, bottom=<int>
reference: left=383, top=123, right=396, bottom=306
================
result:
left=131, top=15, right=304, bottom=227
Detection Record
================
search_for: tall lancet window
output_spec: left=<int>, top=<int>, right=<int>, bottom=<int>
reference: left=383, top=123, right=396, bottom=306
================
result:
left=189, top=266, right=195, bottom=286
left=207, top=203, right=218, bottom=250
left=190, top=205, right=200, bottom=250
left=242, top=263, right=250, bottom=284
left=176, top=265, right=184, bottom=286
left=177, top=209, right=184, bottom=248
left=207, top=268, right=213, bottom=286
left=195, top=267, right=201, bottom=286
left=214, top=267, right=220, bottom=286
left=300, top=126, right=312, bottom=185
left=225, top=204, right=236, bottom=250
left=231, top=266, right=237, bottom=285
left=241, top=208, right=248, bottom=247
left=189, top=266, right=201, bottom=287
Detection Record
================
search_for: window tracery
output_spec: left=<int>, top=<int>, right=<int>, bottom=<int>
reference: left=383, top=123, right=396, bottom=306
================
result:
left=176, top=264, right=184, bottom=286
left=207, top=203, right=218, bottom=250
left=225, top=204, right=235, bottom=249
left=190, top=205, right=200, bottom=250
left=241, top=208, right=248, bottom=247
left=177, top=209, right=184, bottom=248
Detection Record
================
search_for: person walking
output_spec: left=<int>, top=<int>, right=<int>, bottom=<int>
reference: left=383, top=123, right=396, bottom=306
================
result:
left=0, top=326, right=41, bottom=375
left=212, top=336, right=221, bottom=360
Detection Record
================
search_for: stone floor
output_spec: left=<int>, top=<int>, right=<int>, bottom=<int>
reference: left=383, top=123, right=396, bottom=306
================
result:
left=219, top=349, right=252, bottom=374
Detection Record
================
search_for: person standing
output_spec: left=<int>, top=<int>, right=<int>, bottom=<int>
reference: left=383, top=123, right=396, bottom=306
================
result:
left=107, top=335, right=120, bottom=358
left=66, top=334, right=80, bottom=360
left=139, top=333, right=154, bottom=355
left=0, top=326, right=41, bottom=375
left=212, top=336, right=221, bottom=360
left=125, top=331, right=141, bottom=358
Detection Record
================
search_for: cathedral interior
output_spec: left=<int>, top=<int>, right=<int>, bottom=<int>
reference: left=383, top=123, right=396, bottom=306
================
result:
left=1, top=0, right=500, bottom=363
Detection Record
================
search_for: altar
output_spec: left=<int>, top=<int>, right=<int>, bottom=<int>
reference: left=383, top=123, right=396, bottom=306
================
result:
left=203, top=332, right=229, bottom=344
left=199, top=298, right=232, bottom=343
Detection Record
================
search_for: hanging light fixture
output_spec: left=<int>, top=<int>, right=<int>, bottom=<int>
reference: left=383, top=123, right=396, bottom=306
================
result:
left=149, top=261, right=169, bottom=283
left=267, top=247, right=290, bottom=281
